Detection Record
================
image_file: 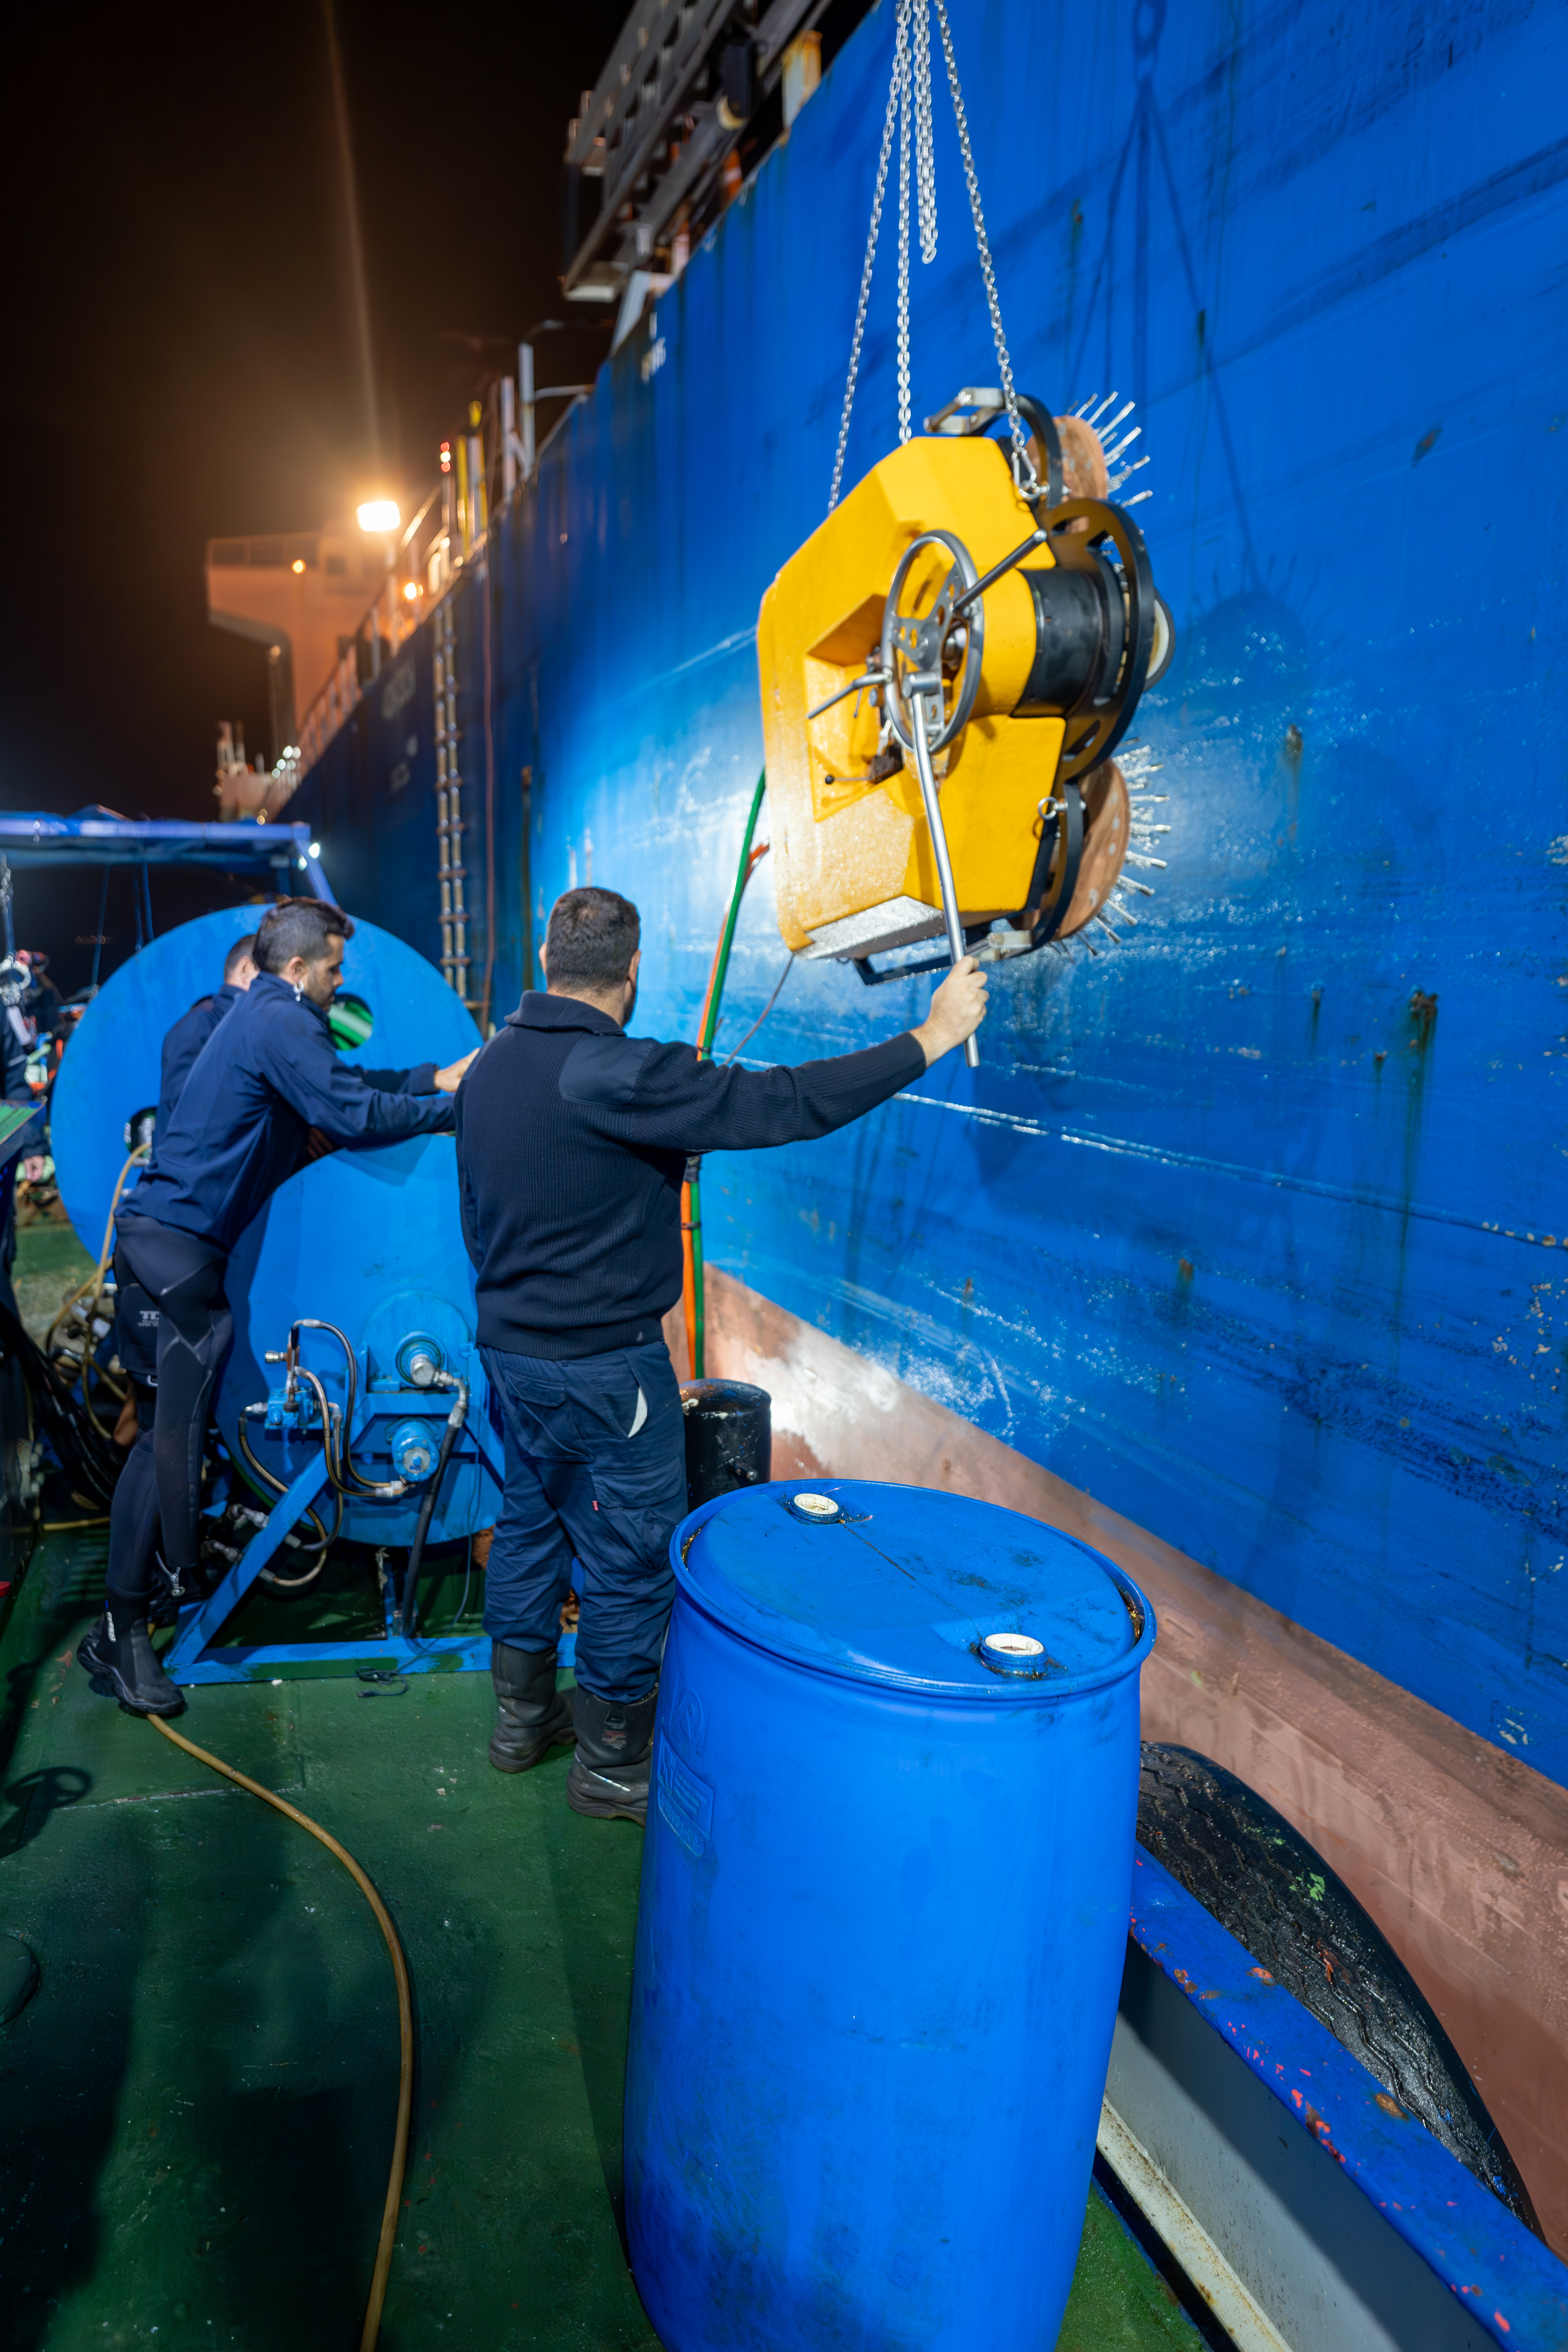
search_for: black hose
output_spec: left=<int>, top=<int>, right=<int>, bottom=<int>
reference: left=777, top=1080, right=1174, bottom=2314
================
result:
left=293, top=1317, right=360, bottom=1435
left=235, top=1415, right=338, bottom=1554
left=284, top=1364, right=405, bottom=1508
left=292, top=1320, right=404, bottom=1497
left=0, top=1297, right=122, bottom=1507
left=403, top=1386, right=467, bottom=1638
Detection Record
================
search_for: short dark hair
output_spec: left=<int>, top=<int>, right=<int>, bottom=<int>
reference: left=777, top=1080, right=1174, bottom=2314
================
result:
left=544, top=887, right=640, bottom=991
left=254, top=897, right=355, bottom=975
left=223, top=932, right=258, bottom=979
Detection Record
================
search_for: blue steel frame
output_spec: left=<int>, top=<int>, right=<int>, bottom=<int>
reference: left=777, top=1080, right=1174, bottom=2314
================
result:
left=1126, top=1849, right=1568, bottom=2346
left=0, top=813, right=332, bottom=902
left=165, top=1375, right=516, bottom=1686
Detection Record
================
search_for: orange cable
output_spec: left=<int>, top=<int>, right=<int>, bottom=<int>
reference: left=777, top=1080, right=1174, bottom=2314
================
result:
left=148, top=1712, right=413, bottom=2351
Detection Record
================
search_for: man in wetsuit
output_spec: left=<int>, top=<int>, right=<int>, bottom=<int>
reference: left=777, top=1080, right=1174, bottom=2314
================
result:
left=79, top=896, right=476, bottom=1715
left=105, top=931, right=261, bottom=1613
left=455, top=885, right=987, bottom=1826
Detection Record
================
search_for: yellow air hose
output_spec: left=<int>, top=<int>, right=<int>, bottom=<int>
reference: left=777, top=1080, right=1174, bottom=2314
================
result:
left=148, top=1712, right=413, bottom=2350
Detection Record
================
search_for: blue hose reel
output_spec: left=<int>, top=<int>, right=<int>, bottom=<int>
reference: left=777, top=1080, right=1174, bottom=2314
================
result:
left=52, top=908, right=511, bottom=1684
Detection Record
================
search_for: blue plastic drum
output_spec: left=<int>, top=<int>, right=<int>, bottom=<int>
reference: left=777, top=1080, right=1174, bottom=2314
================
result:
left=625, top=1478, right=1155, bottom=2352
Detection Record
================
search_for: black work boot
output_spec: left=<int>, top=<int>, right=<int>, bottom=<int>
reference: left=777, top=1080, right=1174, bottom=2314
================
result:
left=489, top=1643, right=576, bottom=1773
left=78, top=1607, right=184, bottom=1716
left=566, top=1686, right=658, bottom=1824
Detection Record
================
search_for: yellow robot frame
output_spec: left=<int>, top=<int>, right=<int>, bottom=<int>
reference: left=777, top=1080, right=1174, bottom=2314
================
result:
left=757, top=404, right=1168, bottom=984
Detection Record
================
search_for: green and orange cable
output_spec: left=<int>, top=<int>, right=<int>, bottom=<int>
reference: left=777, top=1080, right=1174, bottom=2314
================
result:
left=682, top=768, right=768, bottom=1378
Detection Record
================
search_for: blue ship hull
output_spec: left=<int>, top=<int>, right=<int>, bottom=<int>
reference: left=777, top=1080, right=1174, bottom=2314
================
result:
left=292, top=0, right=1568, bottom=1790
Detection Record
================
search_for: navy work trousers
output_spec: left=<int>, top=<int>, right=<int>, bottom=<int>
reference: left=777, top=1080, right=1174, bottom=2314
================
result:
left=481, top=1339, right=686, bottom=1705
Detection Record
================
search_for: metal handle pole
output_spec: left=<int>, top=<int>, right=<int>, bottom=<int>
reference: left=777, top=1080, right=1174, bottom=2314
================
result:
left=907, top=675, right=979, bottom=1069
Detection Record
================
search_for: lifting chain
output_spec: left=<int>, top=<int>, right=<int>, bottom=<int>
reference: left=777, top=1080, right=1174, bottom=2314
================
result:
left=895, top=29, right=913, bottom=441
left=829, top=2, right=908, bottom=512
left=912, top=0, right=937, bottom=267
left=828, top=0, right=1038, bottom=512
left=932, top=1, right=1037, bottom=501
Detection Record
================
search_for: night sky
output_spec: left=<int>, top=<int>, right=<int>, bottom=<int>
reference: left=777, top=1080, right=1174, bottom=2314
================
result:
left=2, top=0, right=628, bottom=991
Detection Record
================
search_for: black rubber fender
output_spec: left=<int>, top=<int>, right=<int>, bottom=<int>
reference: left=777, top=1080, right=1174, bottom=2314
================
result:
left=1137, top=1744, right=1543, bottom=2237
left=680, top=1379, right=771, bottom=1513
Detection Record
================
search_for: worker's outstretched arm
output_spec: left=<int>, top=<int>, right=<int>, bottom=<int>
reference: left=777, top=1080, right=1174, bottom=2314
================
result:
left=906, top=958, right=989, bottom=1068
left=562, top=957, right=988, bottom=1155
left=353, top=1062, right=438, bottom=1093
left=261, top=1007, right=456, bottom=1143
left=354, top=1050, right=478, bottom=1095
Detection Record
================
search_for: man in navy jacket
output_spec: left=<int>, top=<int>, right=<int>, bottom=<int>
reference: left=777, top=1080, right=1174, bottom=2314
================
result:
left=152, top=930, right=258, bottom=1147
left=115, top=929, right=257, bottom=1394
left=80, top=896, right=475, bottom=1716
left=455, top=884, right=987, bottom=1825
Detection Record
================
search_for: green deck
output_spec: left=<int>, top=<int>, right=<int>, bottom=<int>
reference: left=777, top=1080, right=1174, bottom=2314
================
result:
left=0, top=1237, right=1205, bottom=2351
left=13, top=1215, right=102, bottom=1347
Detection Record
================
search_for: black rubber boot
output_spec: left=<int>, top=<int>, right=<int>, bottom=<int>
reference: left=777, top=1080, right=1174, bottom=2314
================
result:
left=489, top=1643, right=575, bottom=1773
left=566, top=1686, right=658, bottom=1824
left=78, top=1607, right=184, bottom=1716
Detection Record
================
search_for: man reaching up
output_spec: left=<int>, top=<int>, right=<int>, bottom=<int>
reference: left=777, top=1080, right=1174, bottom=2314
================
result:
left=455, top=884, right=987, bottom=1826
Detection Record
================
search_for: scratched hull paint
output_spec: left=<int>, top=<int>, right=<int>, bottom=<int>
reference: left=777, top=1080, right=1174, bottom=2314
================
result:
left=295, top=1, right=1568, bottom=1783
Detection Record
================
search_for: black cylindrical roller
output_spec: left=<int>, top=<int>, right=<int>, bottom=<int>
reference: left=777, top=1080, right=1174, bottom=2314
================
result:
left=1138, top=1744, right=1543, bottom=2236
left=681, top=1379, right=772, bottom=1511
